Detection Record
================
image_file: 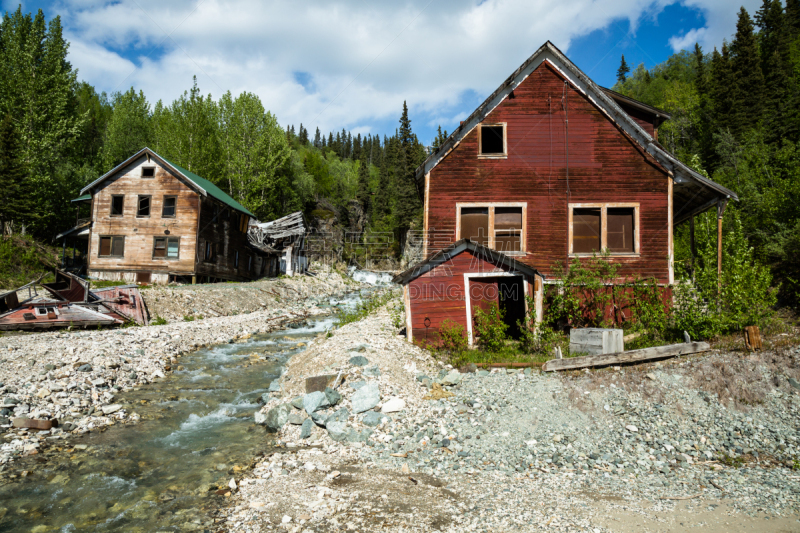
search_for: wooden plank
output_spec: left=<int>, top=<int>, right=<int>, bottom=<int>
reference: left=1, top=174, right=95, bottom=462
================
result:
left=542, top=341, right=710, bottom=371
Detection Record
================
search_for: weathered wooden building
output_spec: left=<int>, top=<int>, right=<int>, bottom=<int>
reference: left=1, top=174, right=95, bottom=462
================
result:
left=396, top=41, right=737, bottom=345
left=77, top=148, right=268, bottom=284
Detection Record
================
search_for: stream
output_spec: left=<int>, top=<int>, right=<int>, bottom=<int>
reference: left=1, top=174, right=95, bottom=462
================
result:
left=0, top=289, right=370, bottom=533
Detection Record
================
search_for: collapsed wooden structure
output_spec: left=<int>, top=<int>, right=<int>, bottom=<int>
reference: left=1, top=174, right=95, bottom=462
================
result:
left=0, top=270, right=148, bottom=330
left=248, top=211, right=308, bottom=276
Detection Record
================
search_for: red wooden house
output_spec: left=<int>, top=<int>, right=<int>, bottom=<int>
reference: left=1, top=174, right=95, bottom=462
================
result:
left=394, top=41, right=736, bottom=345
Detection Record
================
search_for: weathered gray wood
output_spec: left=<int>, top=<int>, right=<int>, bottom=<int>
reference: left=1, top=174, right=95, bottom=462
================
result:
left=570, top=328, right=623, bottom=356
left=542, top=342, right=710, bottom=371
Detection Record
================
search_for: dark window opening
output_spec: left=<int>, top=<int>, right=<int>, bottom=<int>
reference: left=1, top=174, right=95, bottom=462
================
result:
left=573, top=208, right=601, bottom=254
left=99, top=236, right=125, bottom=257
left=234, top=250, right=239, bottom=268
left=141, top=167, right=155, bottom=178
left=248, top=255, right=252, bottom=272
left=137, top=195, right=151, bottom=217
left=460, top=207, right=489, bottom=247
left=480, top=125, right=505, bottom=155
left=162, top=196, right=177, bottom=218
left=607, top=208, right=635, bottom=253
left=110, top=195, right=124, bottom=216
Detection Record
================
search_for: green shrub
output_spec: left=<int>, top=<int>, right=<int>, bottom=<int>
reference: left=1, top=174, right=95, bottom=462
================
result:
left=150, top=316, right=167, bottom=326
left=438, top=319, right=468, bottom=354
left=517, top=295, right=566, bottom=355
left=473, top=302, right=508, bottom=352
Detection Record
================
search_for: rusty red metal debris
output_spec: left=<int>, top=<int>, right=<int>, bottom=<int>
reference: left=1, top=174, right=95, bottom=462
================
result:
left=0, top=270, right=149, bottom=331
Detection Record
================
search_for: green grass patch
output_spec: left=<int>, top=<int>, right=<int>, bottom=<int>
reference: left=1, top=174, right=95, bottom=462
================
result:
left=90, top=279, right=130, bottom=289
left=0, top=235, right=59, bottom=290
left=335, top=289, right=396, bottom=326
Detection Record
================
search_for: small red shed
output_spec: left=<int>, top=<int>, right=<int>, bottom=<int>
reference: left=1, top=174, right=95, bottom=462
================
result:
left=393, top=239, right=543, bottom=346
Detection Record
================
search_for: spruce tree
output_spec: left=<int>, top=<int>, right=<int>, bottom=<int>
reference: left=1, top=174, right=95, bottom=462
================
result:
left=395, top=101, right=422, bottom=237
left=693, top=43, right=714, bottom=167
left=786, top=0, right=800, bottom=35
left=314, top=127, right=321, bottom=148
left=729, top=7, right=765, bottom=137
left=616, top=55, right=630, bottom=83
left=0, top=114, right=35, bottom=230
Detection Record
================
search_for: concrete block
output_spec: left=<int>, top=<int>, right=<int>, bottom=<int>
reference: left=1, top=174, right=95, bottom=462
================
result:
left=569, top=328, right=623, bottom=356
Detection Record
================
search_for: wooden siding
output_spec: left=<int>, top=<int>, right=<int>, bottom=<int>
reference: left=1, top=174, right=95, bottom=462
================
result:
left=194, top=196, right=258, bottom=281
left=408, top=248, right=535, bottom=343
left=87, top=156, right=199, bottom=276
left=425, top=62, right=671, bottom=283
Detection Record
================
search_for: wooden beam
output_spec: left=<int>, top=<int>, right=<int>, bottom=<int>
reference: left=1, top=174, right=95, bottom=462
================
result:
left=717, top=199, right=727, bottom=286
left=689, top=215, right=696, bottom=278
left=542, top=342, right=711, bottom=371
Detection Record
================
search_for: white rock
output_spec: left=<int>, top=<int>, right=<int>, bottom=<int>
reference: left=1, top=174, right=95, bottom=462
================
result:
left=282, top=515, right=292, bottom=524
left=381, top=397, right=405, bottom=413
left=626, top=425, right=638, bottom=433
left=102, top=404, right=122, bottom=415
left=228, top=478, right=237, bottom=491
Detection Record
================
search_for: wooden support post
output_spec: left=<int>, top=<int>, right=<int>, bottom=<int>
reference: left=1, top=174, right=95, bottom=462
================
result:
left=716, top=199, right=728, bottom=289
left=689, top=216, right=696, bottom=278
left=192, top=275, right=196, bottom=285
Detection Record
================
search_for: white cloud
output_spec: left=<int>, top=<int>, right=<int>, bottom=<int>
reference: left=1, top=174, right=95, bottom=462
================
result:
left=668, top=0, right=763, bottom=53
left=44, top=0, right=759, bottom=142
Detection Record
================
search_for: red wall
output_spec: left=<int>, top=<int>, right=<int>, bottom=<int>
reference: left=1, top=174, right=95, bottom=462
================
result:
left=408, top=248, right=533, bottom=343
left=426, top=62, right=671, bottom=283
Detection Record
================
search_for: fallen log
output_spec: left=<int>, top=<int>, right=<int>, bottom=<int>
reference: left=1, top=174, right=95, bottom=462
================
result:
left=542, top=342, right=711, bottom=372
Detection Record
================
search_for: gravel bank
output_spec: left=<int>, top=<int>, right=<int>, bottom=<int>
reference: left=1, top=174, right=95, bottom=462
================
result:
left=223, top=298, right=800, bottom=532
left=0, top=267, right=361, bottom=466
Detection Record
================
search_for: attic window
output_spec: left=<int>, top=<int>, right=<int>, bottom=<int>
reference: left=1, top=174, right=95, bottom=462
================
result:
left=141, top=167, right=155, bottom=178
left=479, top=123, right=506, bottom=157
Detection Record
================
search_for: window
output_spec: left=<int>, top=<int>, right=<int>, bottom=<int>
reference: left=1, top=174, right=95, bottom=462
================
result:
left=98, top=236, right=125, bottom=257
left=141, top=166, right=155, bottom=178
left=137, top=195, right=151, bottom=217
left=204, top=241, right=217, bottom=262
left=110, top=195, right=124, bottom=216
left=478, top=123, right=506, bottom=157
left=457, top=204, right=525, bottom=253
left=234, top=250, right=239, bottom=268
left=153, top=237, right=180, bottom=259
left=569, top=203, right=638, bottom=255
left=231, top=211, right=238, bottom=228
left=248, top=255, right=252, bottom=272
left=238, top=214, right=249, bottom=233
left=162, top=196, right=177, bottom=218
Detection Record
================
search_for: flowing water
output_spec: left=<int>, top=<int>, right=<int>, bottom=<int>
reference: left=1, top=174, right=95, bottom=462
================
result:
left=0, top=290, right=369, bottom=533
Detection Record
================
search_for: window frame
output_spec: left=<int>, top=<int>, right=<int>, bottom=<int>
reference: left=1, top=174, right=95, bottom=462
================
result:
left=477, top=122, right=508, bottom=159
left=136, top=195, right=152, bottom=218
left=152, top=236, right=181, bottom=260
left=161, top=195, right=177, bottom=218
left=141, top=166, right=156, bottom=178
left=98, top=235, right=125, bottom=258
left=110, top=195, right=125, bottom=217
left=455, top=202, right=526, bottom=254
left=568, top=202, right=640, bottom=256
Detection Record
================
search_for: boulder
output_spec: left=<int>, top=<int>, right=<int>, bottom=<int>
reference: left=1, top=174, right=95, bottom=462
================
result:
left=361, top=411, right=388, bottom=427
left=351, top=382, right=380, bottom=413
left=303, top=391, right=330, bottom=414
left=326, top=421, right=348, bottom=442
left=326, top=407, right=349, bottom=426
left=310, top=412, right=328, bottom=427
left=362, top=366, right=381, bottom=378
left=268, top=380, right=281, bottom=393
left=441, top=370, right=462, bottom=386
left=101, top=404, right=122, bottom=415
left=264, top=404, right=291, bottom=432
left=299, top=418, right=314, bottom=439
left=348, top=355, right=369, bottom=367
left=290, top=397, right=304, bottom=409
left=346, top=428, right=373, bottom=443
left=381, top=397, right=405, bottom=413
left=324, top=387, right=341, bottom=406
left=254, top=411, right=267, bottom=425
left=288, top=413, right=305, bottom=425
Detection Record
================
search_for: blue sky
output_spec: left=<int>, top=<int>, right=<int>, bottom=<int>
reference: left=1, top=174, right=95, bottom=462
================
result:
left=6, top=0, right=760, bottom=146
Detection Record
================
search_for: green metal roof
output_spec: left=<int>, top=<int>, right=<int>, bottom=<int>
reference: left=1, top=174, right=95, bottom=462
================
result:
left=71, top=194, right=91, bottom=202
left=158, top=156, right=255, bottom=218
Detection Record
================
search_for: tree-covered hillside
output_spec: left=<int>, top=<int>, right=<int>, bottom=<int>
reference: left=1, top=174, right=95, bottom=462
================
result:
left=614, top=0, right=800, bottom=306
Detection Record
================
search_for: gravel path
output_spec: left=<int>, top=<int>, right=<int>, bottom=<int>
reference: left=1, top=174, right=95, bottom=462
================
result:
left=0, top=267, right=360, bottom=467
left=224, top=298, right=800, bottom=532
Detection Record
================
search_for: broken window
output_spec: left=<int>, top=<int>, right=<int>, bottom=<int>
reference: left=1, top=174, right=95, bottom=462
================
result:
left=460, top=207, right=490, bottom=247
left=153, top=237, right=180, bottom=259
left=141, top=167, right=155, bottom=178
left=494, top=207, right=522, bottom=252
left=570, top=204, right=638, bottom=255
left=480, top=124, right=506, bottom=156
left=239, top=214, right=249, bottom=233
left=607, top=208, right=635, bottom=253
left=162, top=196, right=177, bottom=218
left=572, top=208, right=601, bottom=254
left=137, top=196, right=151, bottom=217
left=110, top=195, right=124, bottom=216
left=99, top=236, right=125, bottom=257
left=204, top=241, right=217, bottom=262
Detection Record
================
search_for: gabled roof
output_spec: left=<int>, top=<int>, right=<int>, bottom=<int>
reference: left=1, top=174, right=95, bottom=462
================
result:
left=392, top=239, right=543, bottom=285
left=416, top=41, right=737, bottom=208
left=81, top=147, right=255, bottom=217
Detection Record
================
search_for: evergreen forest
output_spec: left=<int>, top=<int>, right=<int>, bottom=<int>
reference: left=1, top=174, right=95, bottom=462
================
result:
left=0, top=2, right=799, bottom=310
